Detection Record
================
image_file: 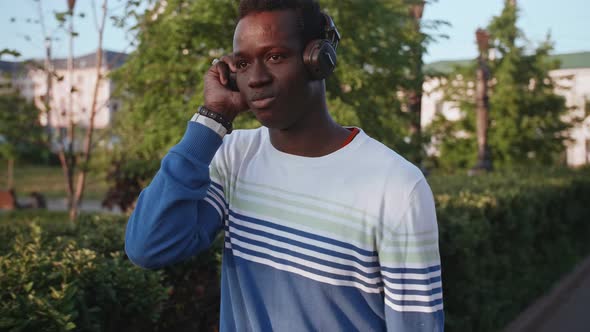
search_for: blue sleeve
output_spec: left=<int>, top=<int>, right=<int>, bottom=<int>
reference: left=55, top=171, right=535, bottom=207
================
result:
left=380, top=179, right=445, bottom=331
left=125, top=121, right=225, bottom=269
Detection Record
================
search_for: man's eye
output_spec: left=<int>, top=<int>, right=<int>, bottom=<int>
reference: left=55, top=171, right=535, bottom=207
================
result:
left=268, top=54, right=284, bottom=62
left=236, top=61, right=248, bottom=69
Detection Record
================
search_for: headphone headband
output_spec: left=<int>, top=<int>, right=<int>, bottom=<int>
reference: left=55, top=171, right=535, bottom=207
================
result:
left=322, top=13, right=340, bottom=50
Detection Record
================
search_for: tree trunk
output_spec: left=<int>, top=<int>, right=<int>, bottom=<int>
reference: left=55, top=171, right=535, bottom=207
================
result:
left=7, top=159, right=14, bottom=190
left=70, top=0, right=108, bottom=220
left=44, top=45, right=53, bottom=144
left=38, top=0, right=54, bottom=145
left=66, top=4, right=76, bottom=211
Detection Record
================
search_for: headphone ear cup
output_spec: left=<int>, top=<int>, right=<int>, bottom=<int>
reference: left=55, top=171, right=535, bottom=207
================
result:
left=303, top=39, right=337, bottom=80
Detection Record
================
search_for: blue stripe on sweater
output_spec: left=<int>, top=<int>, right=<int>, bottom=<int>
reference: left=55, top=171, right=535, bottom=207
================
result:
left=226, top=226, right=382, bottom=280
left=229, top=209, right=378, bottom=257
left=385, top=293, right=444, bottom=309
left=381, top=265, right=441, bottom=274
left=382, top=275, right=442, bottom=285
left=387, top=287, right=443, bottom=297
left=227, top=216, right=380, bottom=268
left=225, top=239, right=384, bottom=291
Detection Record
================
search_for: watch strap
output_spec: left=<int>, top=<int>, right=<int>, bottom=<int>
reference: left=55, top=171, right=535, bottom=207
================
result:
left=197, top=105, right=233, bottom=134
left=190, top=112, right=228, bottom=137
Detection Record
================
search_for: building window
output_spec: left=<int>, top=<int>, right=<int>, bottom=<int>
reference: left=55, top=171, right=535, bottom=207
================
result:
left=435, top=100, right=443, bottom=115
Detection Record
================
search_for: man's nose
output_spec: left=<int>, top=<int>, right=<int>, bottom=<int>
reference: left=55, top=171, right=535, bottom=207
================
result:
left=248, top=61, right=273, bottom=88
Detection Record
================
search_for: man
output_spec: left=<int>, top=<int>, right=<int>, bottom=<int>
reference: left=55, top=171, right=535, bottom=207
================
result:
left=125, top=0, right=444, bottom=331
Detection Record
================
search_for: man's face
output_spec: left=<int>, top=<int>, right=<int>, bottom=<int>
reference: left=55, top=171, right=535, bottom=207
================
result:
left=233, top=10, right=316, bottom=129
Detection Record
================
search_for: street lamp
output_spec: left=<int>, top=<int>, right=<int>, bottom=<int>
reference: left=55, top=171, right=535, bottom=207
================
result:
left=476, top=28, right=490, bottom=59
left=409, top=1, right=425, bottom=20
left=471, top=28, right=493, bottom=174
left=407, top=0, right=426, bottom=167
left=68, top=0, right=76, bottom=13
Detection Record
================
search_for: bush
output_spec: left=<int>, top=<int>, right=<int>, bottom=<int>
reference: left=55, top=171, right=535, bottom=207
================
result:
left=156, top=244, right=222, bottom=332
left=2, top=168, right=589, bottom=332
left=0, top=214, right=167, bottom=332
left=0, top=212, right=221, bottom=332
left=431, top=167, right=590, bottom=331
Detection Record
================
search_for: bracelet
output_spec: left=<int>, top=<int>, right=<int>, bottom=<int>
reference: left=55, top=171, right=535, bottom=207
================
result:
left=198, top=105, right=233, bottom=134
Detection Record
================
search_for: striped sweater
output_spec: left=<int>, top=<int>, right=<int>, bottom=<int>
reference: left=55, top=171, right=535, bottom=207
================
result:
left=125, top=122, right=444, bottom=331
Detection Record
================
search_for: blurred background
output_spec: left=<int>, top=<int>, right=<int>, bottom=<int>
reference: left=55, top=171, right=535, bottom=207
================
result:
left=0, top=0, right=589, bottom=331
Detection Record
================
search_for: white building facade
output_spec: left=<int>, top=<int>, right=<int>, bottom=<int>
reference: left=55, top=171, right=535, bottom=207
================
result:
left=421, top=52, right=590, bottom=167
left=0, top=50, right=126, bottom=130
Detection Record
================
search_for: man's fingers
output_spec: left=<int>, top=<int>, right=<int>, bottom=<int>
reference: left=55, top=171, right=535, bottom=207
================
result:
left=219, top=55, right=237, bottom=72
left=213, top=55, right=236, bottom=86
left=216, top=61, right=229, bottom=85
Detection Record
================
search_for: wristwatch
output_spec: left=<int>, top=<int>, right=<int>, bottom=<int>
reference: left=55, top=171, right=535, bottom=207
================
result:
left=190, top=111, right=228, bottom=137
left=190, top=105, right=232, bottom=137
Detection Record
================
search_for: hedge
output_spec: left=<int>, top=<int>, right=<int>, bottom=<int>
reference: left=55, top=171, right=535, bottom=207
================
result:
left=0, top=212, right=221, bottom=332
left=431, top=168, right=590, bottom=331
left=1, top=168, right=589, bottom=331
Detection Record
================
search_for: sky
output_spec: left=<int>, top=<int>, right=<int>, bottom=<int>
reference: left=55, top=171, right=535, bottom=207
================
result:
left=0, top=0, right=589, bottom=64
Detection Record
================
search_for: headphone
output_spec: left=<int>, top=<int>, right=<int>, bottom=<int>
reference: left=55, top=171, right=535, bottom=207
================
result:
left=303, top=13, right=341, bottom=80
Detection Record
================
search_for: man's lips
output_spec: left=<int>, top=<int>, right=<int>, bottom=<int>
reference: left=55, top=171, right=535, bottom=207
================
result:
left=250, top=96, right=275, bottom=109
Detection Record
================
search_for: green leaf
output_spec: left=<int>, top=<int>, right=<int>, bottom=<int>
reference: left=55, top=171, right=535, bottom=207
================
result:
left=24, top=281, right=34, bottom=292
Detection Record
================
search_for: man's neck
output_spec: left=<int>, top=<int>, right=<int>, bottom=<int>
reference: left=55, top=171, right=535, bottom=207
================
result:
left=268, top=109, right=351, bottom=158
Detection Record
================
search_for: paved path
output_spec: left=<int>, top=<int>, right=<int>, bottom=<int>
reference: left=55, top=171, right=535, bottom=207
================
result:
left=45, top=198, right=122, bottom=214
left=536, top=272, right=590, bottom=332
left=505, top=256, right=590, bottom=332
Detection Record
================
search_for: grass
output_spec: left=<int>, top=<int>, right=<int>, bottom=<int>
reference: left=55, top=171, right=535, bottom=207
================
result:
left=0, top=163, right=108, bottom=200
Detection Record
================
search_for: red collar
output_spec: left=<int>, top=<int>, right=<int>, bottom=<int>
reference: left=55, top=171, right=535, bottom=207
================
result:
left=339, top=128, right=360, bottom=149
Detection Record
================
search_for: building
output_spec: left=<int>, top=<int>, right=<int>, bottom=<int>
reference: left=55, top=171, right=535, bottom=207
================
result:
left=422, top=51, right=590, bottom=167
left=0, top=50, right=126, bottom=130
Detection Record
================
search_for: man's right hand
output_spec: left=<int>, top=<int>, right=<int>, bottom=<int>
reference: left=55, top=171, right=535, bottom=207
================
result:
left=203, top=55, right=249, bottom=121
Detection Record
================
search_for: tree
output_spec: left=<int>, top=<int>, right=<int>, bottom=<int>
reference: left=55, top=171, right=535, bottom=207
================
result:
left=0, top=93, right=46, bottom=189
left=6, top=0, right=133, bottom=219
left=23, top=0, right=133, bottom=220
left=51, top=0, right=129, bottom=220
left=487, top=0, right=569, bottom=167
left=103, top=0, right=242, bottom=211
left=429, top=0, right=570, bottom=171
left=105, top=0, right=440, bottom=210
left=69, top=0, right=111, bottom=220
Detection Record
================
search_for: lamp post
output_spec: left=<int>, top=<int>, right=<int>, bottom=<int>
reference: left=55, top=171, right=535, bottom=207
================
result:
left=408, top=1, right=425, bottom=166
left=68, top=0, right=76, bottom=12
left=410, top=1, right=425, bottom=20
left=471, top=28, right=493, bottom=174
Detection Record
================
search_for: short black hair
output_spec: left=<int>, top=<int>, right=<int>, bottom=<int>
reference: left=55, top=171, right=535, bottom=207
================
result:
left=238, top=0, right=325, bottom=46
